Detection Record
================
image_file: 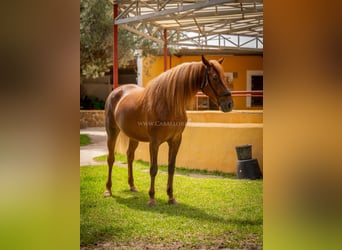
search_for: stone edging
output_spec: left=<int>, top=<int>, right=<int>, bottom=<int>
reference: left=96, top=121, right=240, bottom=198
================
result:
left=80, top=110, right=105, bottom=128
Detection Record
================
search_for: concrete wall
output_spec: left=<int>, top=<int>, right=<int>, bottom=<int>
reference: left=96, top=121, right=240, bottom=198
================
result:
left=115, top=110, right=263, bottom=174
left=115, top=122, right=262, bottom=174
left=80, top=110, right=263, bottom=174
left=187, top=110, right=263, bottom=123
left=82, top=75, right=112, bottom=101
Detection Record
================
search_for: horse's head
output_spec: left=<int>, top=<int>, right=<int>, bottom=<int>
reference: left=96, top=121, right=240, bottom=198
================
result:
left=200, top=55, right=234, bottom=112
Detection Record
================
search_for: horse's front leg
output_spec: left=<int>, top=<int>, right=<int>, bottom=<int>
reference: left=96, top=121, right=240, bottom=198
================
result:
left=148, top=140, right=160, bottom=206
left=167, top=135, right=182, bottom=205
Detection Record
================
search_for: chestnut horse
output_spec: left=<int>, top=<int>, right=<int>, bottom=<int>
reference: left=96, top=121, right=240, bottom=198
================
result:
left=104, top=55, right=233, bottom=206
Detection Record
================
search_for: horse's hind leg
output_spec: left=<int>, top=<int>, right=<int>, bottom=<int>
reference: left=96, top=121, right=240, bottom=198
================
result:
left=127, top=139, right=139, bottom=192
left=104, top=128, right=119, bottom=197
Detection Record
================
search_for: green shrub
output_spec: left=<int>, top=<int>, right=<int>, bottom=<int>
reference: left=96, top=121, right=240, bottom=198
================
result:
left=80, top=96, right=105, bottom=110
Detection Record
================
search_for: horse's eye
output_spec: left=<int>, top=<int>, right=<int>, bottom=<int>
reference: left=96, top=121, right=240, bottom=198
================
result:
left=213, top=74, right=218, bottom=81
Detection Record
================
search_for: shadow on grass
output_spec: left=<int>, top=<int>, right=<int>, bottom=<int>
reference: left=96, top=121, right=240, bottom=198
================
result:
left=113, top=193, right=261, bottom=227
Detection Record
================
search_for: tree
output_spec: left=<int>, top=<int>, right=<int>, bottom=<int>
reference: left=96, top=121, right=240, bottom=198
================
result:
left=80, top=0, right=167, bottom=79
left=80, top=0, right=113, bottom=79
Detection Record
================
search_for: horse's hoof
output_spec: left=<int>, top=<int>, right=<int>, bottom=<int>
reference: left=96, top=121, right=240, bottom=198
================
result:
left=130, top=186, right=138, bottom=192
left=168, top=198, right=178, bottom=205
left=148, top=199, right=156, bottom=207
left=104, top=190, right=112, bottom=197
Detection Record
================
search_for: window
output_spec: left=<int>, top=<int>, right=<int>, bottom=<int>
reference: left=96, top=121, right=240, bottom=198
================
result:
left=246, top=71, right=263, bottom=108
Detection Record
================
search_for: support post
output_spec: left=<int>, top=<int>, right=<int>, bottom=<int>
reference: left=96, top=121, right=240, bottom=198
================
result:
left=164, top=29, right=168, bottom=71
left=113, top=4, right=119, bottom=89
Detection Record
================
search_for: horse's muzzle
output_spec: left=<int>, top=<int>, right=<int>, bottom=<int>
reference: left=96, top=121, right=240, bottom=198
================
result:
left=220, top=100, right=234, bottom=112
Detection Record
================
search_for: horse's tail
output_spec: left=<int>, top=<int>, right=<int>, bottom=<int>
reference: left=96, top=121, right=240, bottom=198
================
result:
left=105, top=87, right=122, bottom=135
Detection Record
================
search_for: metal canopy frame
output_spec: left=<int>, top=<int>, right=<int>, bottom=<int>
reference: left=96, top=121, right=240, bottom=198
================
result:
left=113, top=0, right=263, bottom=54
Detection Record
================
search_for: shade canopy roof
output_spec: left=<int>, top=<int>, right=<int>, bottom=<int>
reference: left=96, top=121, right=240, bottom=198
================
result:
left=114, top=0, right=263, bottom=55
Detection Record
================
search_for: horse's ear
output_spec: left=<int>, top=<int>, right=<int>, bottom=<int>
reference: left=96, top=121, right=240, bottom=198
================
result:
left=218, top=58, right=224, bottom=64
left=201, top=55, right=210, bottom=67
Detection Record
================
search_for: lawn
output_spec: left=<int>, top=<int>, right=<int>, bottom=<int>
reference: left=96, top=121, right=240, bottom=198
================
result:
left=80, top=157, right=263, bottom=249
left=80, top=134, right=91, bottom=146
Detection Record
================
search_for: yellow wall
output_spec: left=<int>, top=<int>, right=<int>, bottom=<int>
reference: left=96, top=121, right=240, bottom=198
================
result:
left=187, top=110, right=263, bottom=123
left=114, top=111, right=263, bottom=174
left=142, top=55, right=263, bottom=110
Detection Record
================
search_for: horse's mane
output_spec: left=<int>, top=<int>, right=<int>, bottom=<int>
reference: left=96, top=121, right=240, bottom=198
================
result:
left=142, top=61, right=204, bottom=117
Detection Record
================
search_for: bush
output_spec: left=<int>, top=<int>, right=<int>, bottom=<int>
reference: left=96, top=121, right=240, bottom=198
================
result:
left=80, top=95, right=105, bottom=110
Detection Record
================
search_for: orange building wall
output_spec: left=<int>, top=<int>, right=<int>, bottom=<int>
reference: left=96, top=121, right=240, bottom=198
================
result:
left=142, top=55, right=263, bottom=110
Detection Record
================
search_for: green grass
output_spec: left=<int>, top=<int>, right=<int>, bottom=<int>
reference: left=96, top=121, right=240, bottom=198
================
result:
left=80, top=160, right=263, bottom=249
left=80, top=134, right=91, bottom=146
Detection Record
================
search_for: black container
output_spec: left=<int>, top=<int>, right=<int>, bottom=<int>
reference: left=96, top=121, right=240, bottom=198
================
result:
left=237, top=158, right=262, bottom=180
left=235, top=144, right=252, bottom=160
